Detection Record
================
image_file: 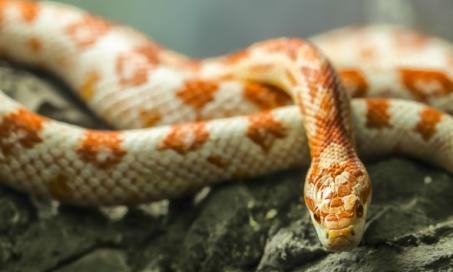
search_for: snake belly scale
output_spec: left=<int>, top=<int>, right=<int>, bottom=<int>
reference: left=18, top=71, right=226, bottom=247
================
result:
left=0, top=0, right=451, bottom=251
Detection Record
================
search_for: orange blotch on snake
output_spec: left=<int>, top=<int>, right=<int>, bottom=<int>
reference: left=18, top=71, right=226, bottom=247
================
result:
left=337, top=184, right=351, bottom=197
left=301, top=67, right=319, bottom=102
left=325, top=211, right=355, bottom=225
left=338, top=69, right=368, bottom=97
left=224, top=49, right=250, bottom=64
left=247, top=112, right=287, bottom=152
left=182, top=59, right=202, bottom=71
left=305, top=196, right=316, bottom=213
left=116, top=42, right=161, bottom=87
left=159, top=122, right=209, bottom=155
left=337, top=210, right=355, bottom=219
left=139, top=108, right=162, bottom=128
left=0, top=0, right=40, bottom=23
left=366, top=99, right=392, bottom=129
left=243, top=82, right=291, bottom=110
left=27, top=37, right=42, bottom=54
left=249, top=64, right=274, bottom=74
left=415, top=107, right=443, bottom=141
left=394, top=29, right=429, bottom=50
left=400, top=69, right=452, bottom=101
left=65, top=14, right=111, bottom=49
left=301, top=63, right=338, bottom=105
left=19, top=0, right=39, bottom=22
left=286, top=70, right=298, bottom=86
left=264, top=38, right=310, bottom=61
left=48, top=173, right=73, bottom=202
left=79, top=71, right=100, bottom=101
left=448, top=53, right=453, bottom=70
left=0, top=108, right=46, bottom=155
left=77, top=131, right=127, bottom=169
left=207, top=155, right=229, bottom=169
left=358, top=45, right=377, bottom=60
left=330, top=198, right=344, bottom=208
left=176, top=79, right=219, bottom=110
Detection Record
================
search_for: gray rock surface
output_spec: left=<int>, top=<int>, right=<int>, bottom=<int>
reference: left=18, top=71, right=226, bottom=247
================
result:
left=0, top=62, right=452, bottom=271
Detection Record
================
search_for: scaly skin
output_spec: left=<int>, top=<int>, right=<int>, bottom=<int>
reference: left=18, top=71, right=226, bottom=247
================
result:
left=0, top=0, right=451, bottom=251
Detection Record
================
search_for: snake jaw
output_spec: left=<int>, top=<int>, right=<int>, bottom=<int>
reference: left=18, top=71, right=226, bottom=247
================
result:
left=309, top=203, right=368, bottom=251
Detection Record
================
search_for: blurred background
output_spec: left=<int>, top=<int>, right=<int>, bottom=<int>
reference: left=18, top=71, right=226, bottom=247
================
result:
left=55, top=0, right=452, bottom=57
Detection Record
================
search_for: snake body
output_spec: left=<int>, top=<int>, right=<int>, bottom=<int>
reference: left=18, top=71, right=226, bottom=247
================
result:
left=0, top=0, right=451, bottom=251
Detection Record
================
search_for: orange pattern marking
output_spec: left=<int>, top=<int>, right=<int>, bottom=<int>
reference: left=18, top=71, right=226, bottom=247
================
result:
left=366, top=99, right=392, bottom=129
left=77, top=131, right=127, bottom=169
left=176, top=79, right=219, bottom=110
left=301, top=62, right=338, bottom=107
left=301, top=67, right=319, bottom=104
left=182, top=59, right=202, bottom=71
left=247, top=112, right=287, bottom=152
left=139, top=108, right=162, bottom=128
left=65, top=14, right=111, bottom=49
left=0, top=108, right=45, bottom=155
left=243, top=82, right=291, bottom=110
left=79, top=71, right=100, bottom=101
left=309, top=93, right=352, bottom=158
left=330, top=198, right=343, bottom=208
left=159, top=122, right=209, bottom=155
left=265, top=38, right=309, bottom=61
left=400, top=69, right=452, bottom=101
left=394, top=29, right=429, bottom=50
left=358, top=45, right=377, bottom=60
left=415, top=107, right=443, bottom=141
left=0, top=0, right=40, bottom=23
left=27, top=36, right=42, bottom=54
left=116, top=42, right=161, bottom=87
left=449, top=53, right=453, bottom=70
left=224, top=49, right=250, bottom=64
left=286, top=70, right=298, bottom=86
left=207, top=155, right=229, bottom=169
left=338, top=69, right=368, bottom=97
left=305, top=196, right=316, bottom=214
left=16, top=0, right=39, bottom=22
left=307, top=161, right=369, bottom=224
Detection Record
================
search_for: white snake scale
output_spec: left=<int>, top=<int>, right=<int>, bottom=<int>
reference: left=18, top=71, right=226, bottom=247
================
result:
left=0, top=0, right=451, bottom=251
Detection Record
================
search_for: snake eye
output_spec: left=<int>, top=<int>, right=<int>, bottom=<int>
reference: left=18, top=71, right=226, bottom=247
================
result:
left=313, top=212, right=321, bottom=223
left=356, top=203, right=364, bottom=218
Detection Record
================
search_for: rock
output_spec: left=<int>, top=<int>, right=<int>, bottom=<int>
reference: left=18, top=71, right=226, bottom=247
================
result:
left=57, top=249, right=130, bottom=272
left=0, top=63, right=452, bottom=271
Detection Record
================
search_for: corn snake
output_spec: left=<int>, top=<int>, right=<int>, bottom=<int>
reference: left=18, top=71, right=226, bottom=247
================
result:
left=0, top=0, right=451, bottom=251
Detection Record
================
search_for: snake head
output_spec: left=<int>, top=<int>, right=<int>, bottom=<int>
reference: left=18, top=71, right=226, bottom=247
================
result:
left=304, top=163, right=372, bottom=251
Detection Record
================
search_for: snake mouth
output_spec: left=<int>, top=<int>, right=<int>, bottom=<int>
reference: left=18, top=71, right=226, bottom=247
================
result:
left=325, top=226, right=358, bottom=251
left=326, top=235, right=355, bottom=251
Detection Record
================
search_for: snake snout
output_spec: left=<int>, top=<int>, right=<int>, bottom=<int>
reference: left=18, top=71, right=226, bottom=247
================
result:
left=309, top=200, right=369, bottom=251
left=325, top=226, right=360, bottom=251
left=312, top=217, right=365, bottom=252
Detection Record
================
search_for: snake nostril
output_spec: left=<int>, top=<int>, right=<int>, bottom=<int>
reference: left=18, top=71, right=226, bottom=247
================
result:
left=351, top=229, right=355, bottom=236
left=326, top=232, right=329, bottom=239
